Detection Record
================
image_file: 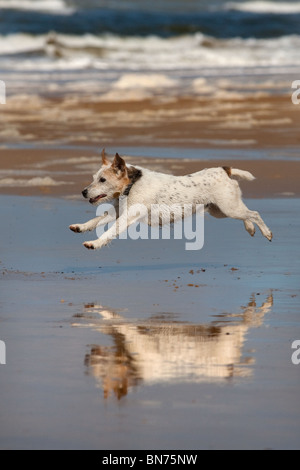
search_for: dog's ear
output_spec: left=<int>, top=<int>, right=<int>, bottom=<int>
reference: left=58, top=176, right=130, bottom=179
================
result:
left=112, top=153, right=127, bottom=175
left=101, top=148, right=109, bottom=166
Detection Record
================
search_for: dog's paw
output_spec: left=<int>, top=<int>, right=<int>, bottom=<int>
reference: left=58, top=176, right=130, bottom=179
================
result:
left=70, top=224, right=82, bottom=233
left=83, top=239, right=109, bottom=250
left=83, top=241, right=96, bottom=250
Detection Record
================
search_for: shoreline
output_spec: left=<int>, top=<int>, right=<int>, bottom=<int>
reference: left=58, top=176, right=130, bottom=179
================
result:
left=0, top=147, right=299, bottom=199
left=1, top=89, right=299, bottom=199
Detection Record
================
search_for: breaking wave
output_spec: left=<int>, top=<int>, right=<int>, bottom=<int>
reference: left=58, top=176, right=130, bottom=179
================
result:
left=225, top=1, right=300, bottom=14
left=0, top=0, right=74, bottom=14
left=1, top=32, right=300, bottom=71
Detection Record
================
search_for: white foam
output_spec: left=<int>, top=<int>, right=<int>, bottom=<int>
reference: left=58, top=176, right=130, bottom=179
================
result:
left=114, top=74, right=178, bottom=90
left=192, top=78, right=214, bottom=93
left=0, top=33, right=46, bottom=55
left=1, top=32, right=300, bottom=72
left=0, top=177, right=73, bottom=187
left=226, top=1, right=300, bottom=14
left=0, top=0, right=74, bottom=14
left=99, top=89, right=152, bottom=102
left=1, top=32, right=300, bottom=101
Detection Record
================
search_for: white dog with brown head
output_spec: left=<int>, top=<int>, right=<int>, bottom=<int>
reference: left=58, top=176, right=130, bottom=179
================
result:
left=70, top=150, right=272, bottom=250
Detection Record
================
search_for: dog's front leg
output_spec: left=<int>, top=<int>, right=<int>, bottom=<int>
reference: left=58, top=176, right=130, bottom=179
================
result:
left=83, top=214, right=140, bottom=251
left=70, top=208, right=117, bottom=234
left=70, top=216, right=104, bottom=234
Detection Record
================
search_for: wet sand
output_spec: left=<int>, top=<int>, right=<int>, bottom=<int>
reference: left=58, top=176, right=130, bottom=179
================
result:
left=1, top=90, right=299, bottom=200
left=0, top=194, right=299, bottom=450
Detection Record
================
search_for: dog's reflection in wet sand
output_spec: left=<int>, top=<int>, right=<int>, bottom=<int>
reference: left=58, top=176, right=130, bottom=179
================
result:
left=73, top=293, right=273, bottom=400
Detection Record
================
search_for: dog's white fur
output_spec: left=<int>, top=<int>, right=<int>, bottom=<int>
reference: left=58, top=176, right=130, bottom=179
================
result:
left=70, top=150, right=272, bottom=250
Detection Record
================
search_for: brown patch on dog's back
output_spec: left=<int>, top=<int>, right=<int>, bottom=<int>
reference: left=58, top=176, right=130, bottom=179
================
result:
left=223, top=166, right=232, bottom=178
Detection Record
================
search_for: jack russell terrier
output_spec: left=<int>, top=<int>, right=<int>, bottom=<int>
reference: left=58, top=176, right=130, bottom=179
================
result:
left=70, top=150, right=272, bottom=250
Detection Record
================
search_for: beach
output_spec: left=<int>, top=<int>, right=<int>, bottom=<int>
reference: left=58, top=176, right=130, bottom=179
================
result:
left=0, top=0, right=300, bottom=451
left=0, top=194, right=299, bottom=450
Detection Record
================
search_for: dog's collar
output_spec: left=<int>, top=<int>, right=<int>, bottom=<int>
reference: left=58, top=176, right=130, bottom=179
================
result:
left=123, top=166, right=143, bottom=197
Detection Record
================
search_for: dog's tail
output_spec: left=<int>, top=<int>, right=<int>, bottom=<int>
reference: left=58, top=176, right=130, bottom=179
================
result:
left=223, top=166, right=255, bottom=181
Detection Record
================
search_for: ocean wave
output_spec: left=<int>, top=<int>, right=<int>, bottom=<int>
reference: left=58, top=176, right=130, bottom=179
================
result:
left=1, top=32, right=300, bottom=71
left=1, top=3, right=300, bottom=38
left=2, top=0, right=300, bottom=16
left=226, top=1, right=300, bottom=14
left=0, top=0, right=74, bottom=14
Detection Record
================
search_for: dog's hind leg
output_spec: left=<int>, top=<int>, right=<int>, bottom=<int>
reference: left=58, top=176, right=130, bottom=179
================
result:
left=207, top=202, right=256, bottom=237
left=246, top=210, right=272, bottom=241
left=223, top=202, right=272, bottom=241
left=244, top=220, right=256, bottom=237
left=206, top=203, right=255, bottom=237
left=214, top=185, right=272, bottom=241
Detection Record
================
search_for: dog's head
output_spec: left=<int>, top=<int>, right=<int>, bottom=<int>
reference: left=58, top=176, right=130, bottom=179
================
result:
left=82, top=150, right=130, bottom=205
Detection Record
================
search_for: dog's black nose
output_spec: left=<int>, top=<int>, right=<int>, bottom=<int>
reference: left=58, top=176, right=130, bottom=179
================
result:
left=82, top=189, right=88, bottom=199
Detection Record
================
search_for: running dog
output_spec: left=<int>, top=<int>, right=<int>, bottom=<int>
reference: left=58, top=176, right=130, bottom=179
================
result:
left=69, top=150, right=272, bottom=250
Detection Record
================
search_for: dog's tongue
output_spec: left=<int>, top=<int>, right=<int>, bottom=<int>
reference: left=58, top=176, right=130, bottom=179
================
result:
left=90, top=194, right=106, bottom=204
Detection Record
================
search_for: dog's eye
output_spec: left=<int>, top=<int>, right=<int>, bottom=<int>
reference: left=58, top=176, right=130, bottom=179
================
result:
left=99, top=177, right=106, bottom=183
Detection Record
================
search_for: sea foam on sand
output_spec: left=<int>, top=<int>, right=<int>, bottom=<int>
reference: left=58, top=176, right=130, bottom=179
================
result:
left=0, top=177, right=73, bottom=187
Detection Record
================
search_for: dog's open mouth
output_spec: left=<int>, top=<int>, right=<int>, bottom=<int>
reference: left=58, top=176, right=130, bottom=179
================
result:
left=89, top=194, right=107, bottom=204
